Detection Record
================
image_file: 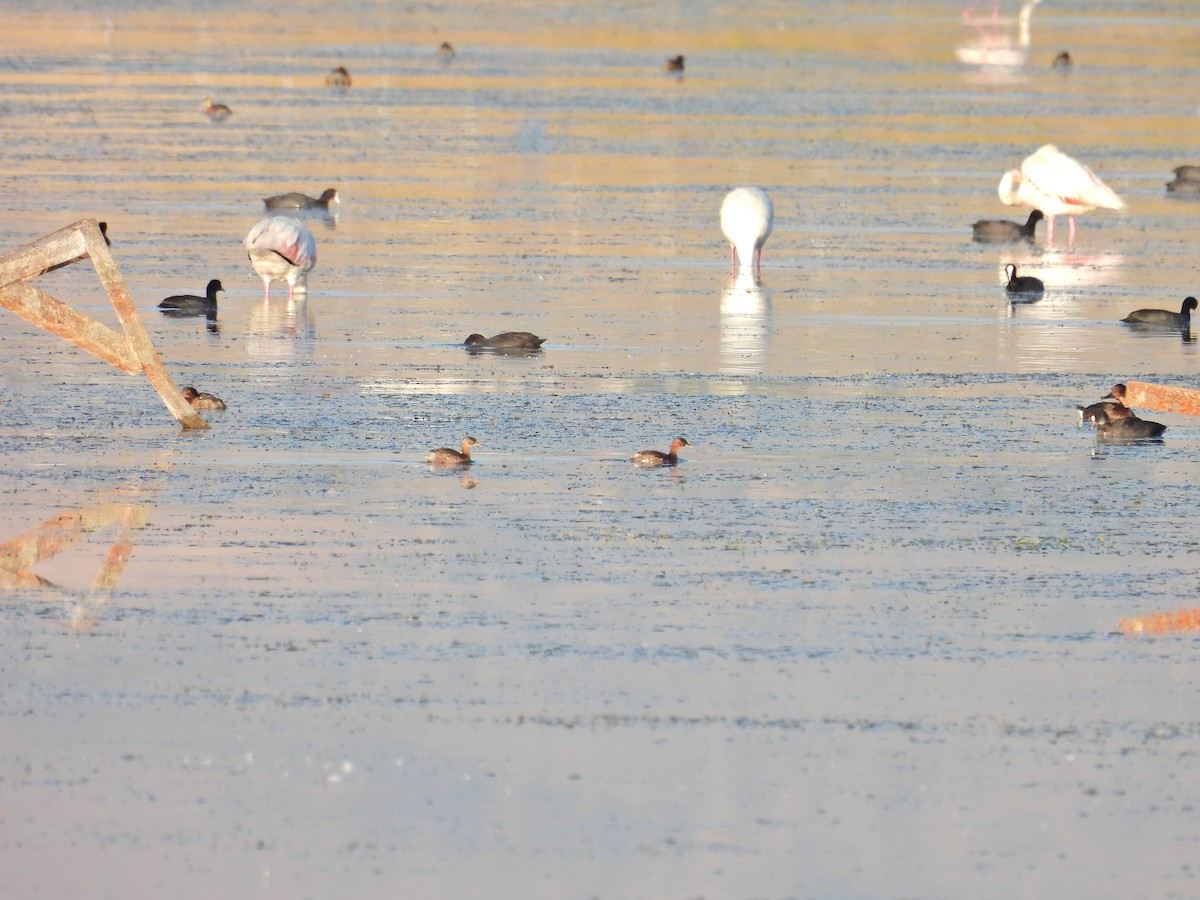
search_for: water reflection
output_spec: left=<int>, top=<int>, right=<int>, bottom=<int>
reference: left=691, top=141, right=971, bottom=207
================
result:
left=0, top=501, right=148, bottom=633
left=955, top=0, right=1040, bottom=70
left=720, top=270, right=771, bottom=376
left=246, top=297, right=316, bottom=361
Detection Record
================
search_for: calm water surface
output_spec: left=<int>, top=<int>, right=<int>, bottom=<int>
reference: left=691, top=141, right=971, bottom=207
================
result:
left=1, top=2, right=1199, bottom=897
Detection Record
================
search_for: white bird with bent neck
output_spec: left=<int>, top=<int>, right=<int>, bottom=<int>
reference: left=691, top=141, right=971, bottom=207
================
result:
left=244, top=215, right=317, bottom=302
left=720, top=187, right=774, bottom=275
left=997, top=145, right=1125, bottom=248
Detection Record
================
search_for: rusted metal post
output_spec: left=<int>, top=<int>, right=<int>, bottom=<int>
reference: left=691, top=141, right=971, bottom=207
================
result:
left=0, top=218, right=209, bottom=429
left=1123, top=381, right=1200, bottom=417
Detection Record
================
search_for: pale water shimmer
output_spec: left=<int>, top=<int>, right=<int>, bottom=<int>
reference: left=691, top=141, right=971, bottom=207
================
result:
left=1, top=1, right=1200, bottom=898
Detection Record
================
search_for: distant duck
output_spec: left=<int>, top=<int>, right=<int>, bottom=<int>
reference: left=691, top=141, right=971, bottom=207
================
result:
left=263, top=188, right=339, bottom=211
left=202, top=97, right=232, bottom=120
left=1051, top=50, right=1072, bottom=70
left=664, top=55, right=685, bottom=72
left=720, top=187, right=774, bottom=275
left=1090, top=404, right=1166, bottom=442
left=971, top=209, right=1043, bottom=243
left=181, top=386, right=226, bottom=410
left=427, top=436, right=479, bottom=466
left=244, top=216, right=317, bottom=302
left=631, top=437, right=690, bottom=467
left=325, top=66, right=352, bottom=88
left=463, top=332, right=546, bottom=350
left=158, top=278, right=224, bottom=316
left=1121, top=296, right=1197, bottom=327
left=1166, top=165, right=1200, bottom=194
left=438, top=41, right=456, bottom=59
left=1004, top=263, right=1044, bottom=298
left=998, top=145, right=1125, bottom=248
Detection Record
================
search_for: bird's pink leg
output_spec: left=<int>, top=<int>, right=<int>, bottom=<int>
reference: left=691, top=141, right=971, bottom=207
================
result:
left=1067, top=216, right=1077, bottom=249
left=1045, top=215, right=1056, bottom=247
left=754, top=246, right=763, bottom=274
left=729, top=245, right=736, bottom=275
left=261, top=277, right=271, bottom=303
left=287, top=283, right=295, bottom=303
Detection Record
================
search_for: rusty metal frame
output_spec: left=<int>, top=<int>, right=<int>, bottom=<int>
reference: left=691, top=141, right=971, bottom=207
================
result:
left=0, top=218, right=209, bottom=429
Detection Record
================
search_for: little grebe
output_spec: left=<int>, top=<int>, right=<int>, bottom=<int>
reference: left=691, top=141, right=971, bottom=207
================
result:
left=427, top=436, right=480, bottom=466
left=632, top=437, right=690, bottom=467
left=325, top=66, right=352, bottom=89
left=181, top=386, right=226, bottom=410
left=202, top=97, right=232, bottom=120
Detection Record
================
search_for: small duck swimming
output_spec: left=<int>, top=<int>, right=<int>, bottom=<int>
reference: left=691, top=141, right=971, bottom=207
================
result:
left=463, top=332, right=546, bottom=350
left=1090, top=404, right=1166, bottom=442
left=202, top=97, right=232, bottom=120
left=263, top=188, right=339, bottom=211
left=1005, top=263, right=1044, bottom=298
left=158, top=279, right=224, bottom=316
left=632, top=437, right=690, bottom=467
left=325, top=66, right=352, bottom=88
left=181, top=386, right=226, bottom=410
left=438, top=41, right=456, bottom=59
left=1051, top=51, right=1072, bottom=70
left=1121, top=296, right=1197, bottom=327
left=664, top=55, right=685, bottom=72
left=971, top=209, right=1043, bottom=243
left=427, top=436, right=480, bottom=466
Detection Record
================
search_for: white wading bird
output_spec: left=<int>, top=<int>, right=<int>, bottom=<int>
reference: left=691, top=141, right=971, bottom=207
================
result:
left=997, top=145, right=1125, bottom=248
left=720, top=187, right=774, bottom=275
left=244, top=215, right=317, bottom=302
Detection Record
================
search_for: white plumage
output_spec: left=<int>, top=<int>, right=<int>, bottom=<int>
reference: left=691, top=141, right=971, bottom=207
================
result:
left=244, top=215, right=317, bottom=302
left=720, top=187, right=774, bottom=274
left=997, top=145, right=1125, bottom=248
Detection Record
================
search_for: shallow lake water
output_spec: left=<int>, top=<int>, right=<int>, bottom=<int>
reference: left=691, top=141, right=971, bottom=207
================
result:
left=2, top=1, right=1200, bottom=897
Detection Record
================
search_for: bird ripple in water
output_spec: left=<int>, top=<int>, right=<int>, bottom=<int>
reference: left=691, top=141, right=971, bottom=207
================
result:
left=463, top=332, right=546, bottom=350
left=631, top=437, right=690, bottom=467
left=181, top=386, right=226, bottom=410
left=244, top=216, right=317, bottom=302
left=158, top=279, right=224, bottom=316
left=263, top=188, right=339, bottom=211
left=720, top=187, right=773, bottom=275
left=971, top=209, right=1043, bottom=243
left=427, top=437, right=480, bottom=467
left=1004, top=263, right=1044, bottom=299
left=1121, top=296, right=1197, bottom=328
left=998, top=145, right=1125, bottom=248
